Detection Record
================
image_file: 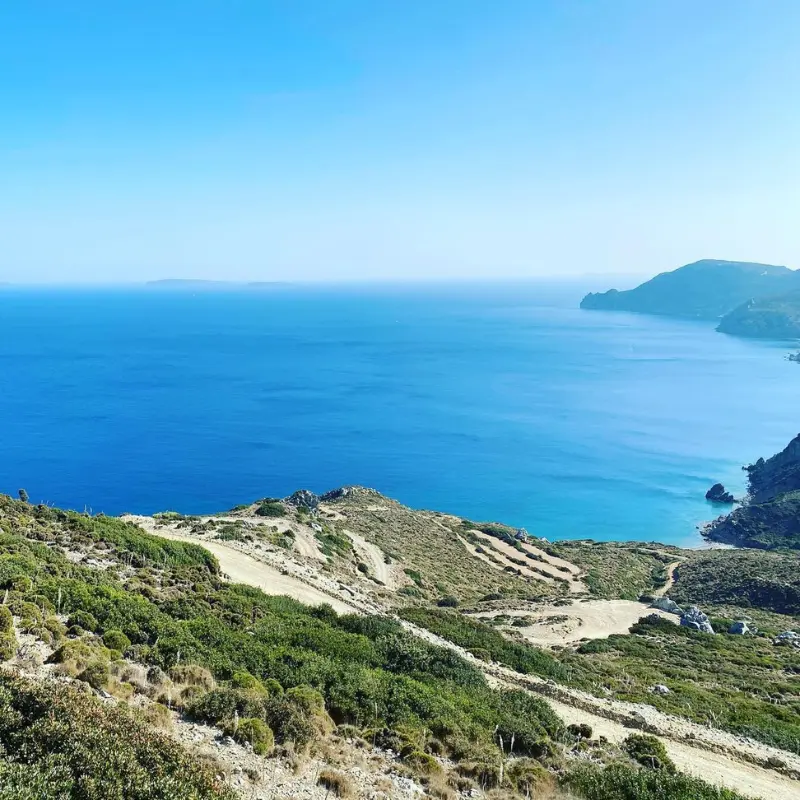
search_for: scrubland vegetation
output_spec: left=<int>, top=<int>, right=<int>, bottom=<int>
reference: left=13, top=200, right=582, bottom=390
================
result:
left=0, top=494, right=767, bottom=799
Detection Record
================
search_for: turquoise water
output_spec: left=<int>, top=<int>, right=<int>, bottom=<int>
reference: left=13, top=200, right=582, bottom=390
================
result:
left=1, top=282, right=798, bottom=546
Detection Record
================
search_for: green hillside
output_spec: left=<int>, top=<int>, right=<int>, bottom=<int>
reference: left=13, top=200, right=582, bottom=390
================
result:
left=717, top=291, right=800, bottom=338
left=581, top=259, right=800, bottom=319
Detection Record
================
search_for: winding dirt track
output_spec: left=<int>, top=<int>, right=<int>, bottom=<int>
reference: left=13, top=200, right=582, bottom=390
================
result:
left=141, top=524, right=357, bottom=614
left=143, top=527, right=800, bottom=799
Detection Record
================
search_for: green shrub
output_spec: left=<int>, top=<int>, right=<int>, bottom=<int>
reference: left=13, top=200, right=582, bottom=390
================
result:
left=255, top=501, right=285, bottom=518
left=623, top=734, right=676, bottom=772
left=187, top=688, right=267, bottom=725
left=79, top=660, right=110, bottom=690
left=437, top=595, right=459, bottom=608
left=231, top=671, right=267, bottom=694
left=506, top=759, right=553, bottom=794
left=0, top=605, right=12, bottom=634
left=103, top=629, right=132, bottom=653
left=265, top=695, right=318, bottom=747
left=68, top=610, right=99, bottom=632
left=226, top=717, right=274, bottom=755
left=564, top=763, right=748, bottom=800
left=0, top=672, right=234, bottom=799
left=401, top=749, right=442, bottom=775
left=9, top=575, right=33, bottom=593
left=568, top=723, right=593, bottom=740
left=0, top=632, right=16, bottom=661
left=44, top=616, right=67, bottom=641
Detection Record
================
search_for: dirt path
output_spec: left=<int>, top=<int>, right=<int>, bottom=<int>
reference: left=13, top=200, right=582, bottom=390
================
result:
left=472, top=600, right=674, bottom=646
left=341, top=527, right=398, bottom=588
left=404, top=621, right=800, bottom=800
left=290, top=525, right=327, bottom=563
left=536, top=695, right=800, bottom=800
left=136, top=521, right=357, bottom=614
left=653, top=560, right=681, bottom=598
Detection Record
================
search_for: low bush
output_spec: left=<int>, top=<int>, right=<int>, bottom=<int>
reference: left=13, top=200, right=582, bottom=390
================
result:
left=255, top=501, right=285, bottom=518
left=0, top=672, right=234, bottom=799
left=623, top=734, right=676, bottom=772
left=564, top=763, right=748, bottom=800
left=103, top=629, right=132, bottom=653
left=225, top=717, right=274, bottom=755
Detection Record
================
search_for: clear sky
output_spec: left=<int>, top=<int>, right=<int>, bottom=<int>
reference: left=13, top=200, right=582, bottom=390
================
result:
left=2, top=1, right=800, bottom=283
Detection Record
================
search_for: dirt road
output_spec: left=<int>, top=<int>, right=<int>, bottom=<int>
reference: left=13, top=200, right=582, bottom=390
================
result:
left=135, top=521, right=357, bottom=614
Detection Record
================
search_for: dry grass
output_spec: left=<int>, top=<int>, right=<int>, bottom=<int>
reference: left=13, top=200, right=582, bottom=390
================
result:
left=324, top=493, right=552, bottom=603
left=317, top=768, right=354, bottom=797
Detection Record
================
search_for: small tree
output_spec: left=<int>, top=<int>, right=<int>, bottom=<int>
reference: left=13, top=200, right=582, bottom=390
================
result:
left=18, top=489, right=29, bottom=504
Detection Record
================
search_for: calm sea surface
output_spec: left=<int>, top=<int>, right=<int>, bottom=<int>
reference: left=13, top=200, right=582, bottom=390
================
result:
left=2, top=282, right=798, bottom=546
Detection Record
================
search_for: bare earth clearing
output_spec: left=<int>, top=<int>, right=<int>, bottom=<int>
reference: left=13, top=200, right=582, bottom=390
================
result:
left=138, top=521, right=800, bottom=799
left=472, top=600, right=674, bottom=647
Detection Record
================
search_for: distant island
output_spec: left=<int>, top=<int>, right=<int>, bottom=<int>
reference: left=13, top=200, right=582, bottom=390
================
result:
left=581, top=259, right=800, bottom=338
left=146, top=279, right=293, bottom=291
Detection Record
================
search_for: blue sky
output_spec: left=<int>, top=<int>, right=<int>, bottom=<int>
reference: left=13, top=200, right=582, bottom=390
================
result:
left=2, top=1, right=800, bottom=283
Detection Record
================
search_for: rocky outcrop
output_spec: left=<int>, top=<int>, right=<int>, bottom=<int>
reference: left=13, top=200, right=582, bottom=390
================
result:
left=650, top=597, right=683, bottom=615
left=705, top=483, right=735, bottom=504
left=728, top=621, right=751, bottom=635
left=680, top=606, right=715, bottom=634
left=285, top=489, right=320, bottom=510
left=746, top=433, right=800, bottom=504
left=704, top=433, right=800, bottom=549
left=774, top=631, right=800, bottom=648
left=319, top=486, right=387, bottom=503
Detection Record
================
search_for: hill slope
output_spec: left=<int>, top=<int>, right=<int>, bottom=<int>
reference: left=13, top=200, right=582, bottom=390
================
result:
left=717, top=291, right=800, bottom=339
left=2, top=492, right=779, bottom=800
left=580, top=260, right=800, bottom=320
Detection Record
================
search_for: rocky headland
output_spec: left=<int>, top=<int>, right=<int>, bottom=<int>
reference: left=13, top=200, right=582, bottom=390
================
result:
left=704, top=433, right=800, bottom=549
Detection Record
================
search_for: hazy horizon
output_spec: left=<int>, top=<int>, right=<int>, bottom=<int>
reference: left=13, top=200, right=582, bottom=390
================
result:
left=3, top=1, right=800, bottom=284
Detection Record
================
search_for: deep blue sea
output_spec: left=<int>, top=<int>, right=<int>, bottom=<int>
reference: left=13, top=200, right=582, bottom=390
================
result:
left=2, top=282, right=798, bottom=546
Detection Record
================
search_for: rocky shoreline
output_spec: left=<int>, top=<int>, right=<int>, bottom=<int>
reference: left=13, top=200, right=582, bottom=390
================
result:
left=702, top=433, right=800, bottom=550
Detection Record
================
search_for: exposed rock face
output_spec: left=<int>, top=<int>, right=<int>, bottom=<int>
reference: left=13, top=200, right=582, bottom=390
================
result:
left=705, top=483, right=735, bottom=504
left=774, top=631, right=800, bottom=648
left=704, top=433, right=800, bottom=550
left=746, top=433, right=800, bottom=504
left=650, top=597, right=683, bottom=615
left=651, top=684, right=671, bottom=695
left=319, top=486, right=386, bottom=503
left=680, top=606, right=715, bottom=634
left=729, top=621, right=750, bottom=635
left=285, top=489, right=320, bottom=510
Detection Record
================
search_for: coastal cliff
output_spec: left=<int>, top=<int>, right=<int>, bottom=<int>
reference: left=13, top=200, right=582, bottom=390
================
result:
left=705, top=433, right=800, bottom=549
